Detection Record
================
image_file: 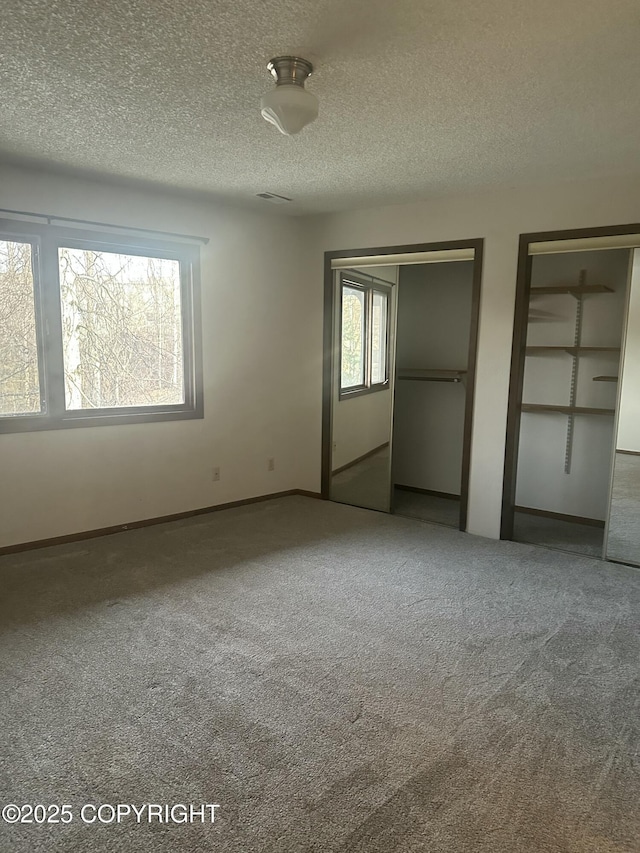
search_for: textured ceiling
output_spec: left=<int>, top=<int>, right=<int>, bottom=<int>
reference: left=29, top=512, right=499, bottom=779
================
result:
left=1, top=0, right=640, bottom=214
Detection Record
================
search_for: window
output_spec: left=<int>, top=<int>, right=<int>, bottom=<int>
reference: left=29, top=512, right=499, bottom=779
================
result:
left=0, top=238, right=41, bottom=416
left=0, top=219, right=202, bottom=433
left=339, top=273, right=390, bottom=397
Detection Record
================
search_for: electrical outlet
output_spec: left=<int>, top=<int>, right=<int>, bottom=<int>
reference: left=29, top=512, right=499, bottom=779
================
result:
left=212, top=466, right=220, bottom=482
left=267, top=457, right=275, bottom=472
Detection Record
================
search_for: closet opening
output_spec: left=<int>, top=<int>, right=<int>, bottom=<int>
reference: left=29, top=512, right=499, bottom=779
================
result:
left=392, top=260, right=475, bottom=528
left=322, top=240, right=483, bottom=532
left=502, top=225, right=640, bottom=564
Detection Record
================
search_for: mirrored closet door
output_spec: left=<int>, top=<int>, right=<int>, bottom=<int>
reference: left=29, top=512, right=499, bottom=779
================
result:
left=329, top=267, right=396, bottom=513
left=605, top=248, right=640, bottom=567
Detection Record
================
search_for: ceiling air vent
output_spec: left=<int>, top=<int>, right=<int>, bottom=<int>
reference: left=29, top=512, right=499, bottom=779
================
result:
left=256, top=192, right=292, bottom=204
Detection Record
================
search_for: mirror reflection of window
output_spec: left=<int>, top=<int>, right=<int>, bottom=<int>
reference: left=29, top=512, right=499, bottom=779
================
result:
left=332, top=270, right=395, bottom=515
left=371, top=290, right=388, bottom=385
left=341, top=286, right=365, bottom=389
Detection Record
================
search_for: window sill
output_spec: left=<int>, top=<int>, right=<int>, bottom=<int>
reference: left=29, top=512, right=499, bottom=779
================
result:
left=338, top=382, right=389, bottom=401
left=0, top=406, right=203, bottom=434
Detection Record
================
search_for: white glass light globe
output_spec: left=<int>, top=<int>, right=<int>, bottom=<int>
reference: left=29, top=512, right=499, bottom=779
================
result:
left=260, top=85, right=319, bottom=136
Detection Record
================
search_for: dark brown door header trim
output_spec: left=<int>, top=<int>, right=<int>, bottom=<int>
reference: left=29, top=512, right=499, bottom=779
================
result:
left=518, top=223, right=640, bottom=244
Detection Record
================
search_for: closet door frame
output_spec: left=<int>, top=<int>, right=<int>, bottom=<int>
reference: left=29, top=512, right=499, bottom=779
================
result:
left=500, top=222, right=640, bottom=540
left=322, top=238, right=484, bottom=532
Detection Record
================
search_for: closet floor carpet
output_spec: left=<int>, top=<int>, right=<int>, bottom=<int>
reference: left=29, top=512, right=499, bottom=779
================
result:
left=393, top=489, right=460, bottom=528
left=514, top=511, right=604, bottom=558
left=1, top=496, right=639, bottom=853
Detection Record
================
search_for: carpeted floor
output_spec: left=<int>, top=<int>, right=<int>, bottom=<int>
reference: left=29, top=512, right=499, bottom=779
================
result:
left=1, top=496, right=639, bottom=852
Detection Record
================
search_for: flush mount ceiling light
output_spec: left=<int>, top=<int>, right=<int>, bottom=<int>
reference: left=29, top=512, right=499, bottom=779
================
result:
left=260, top=56, right=318, bottom=136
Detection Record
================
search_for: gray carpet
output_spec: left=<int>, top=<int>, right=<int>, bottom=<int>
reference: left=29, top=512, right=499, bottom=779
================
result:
left=514, top=511, right=604, bottom=559
left=1, top=496, right=639, bottom=852
left=394, top=489, right=460, bottom=528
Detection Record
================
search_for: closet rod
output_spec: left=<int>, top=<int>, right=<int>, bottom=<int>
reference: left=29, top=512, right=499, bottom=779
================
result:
left=397, top=369, right=466, bottom=383
left=398, top=376, right=463, bottom=383
left=0, top=207, right=209, bottom=245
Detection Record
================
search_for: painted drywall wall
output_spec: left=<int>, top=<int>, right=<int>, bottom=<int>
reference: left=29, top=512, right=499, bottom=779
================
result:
left=393, top=262, right=473, bottom=494
left=0, top=165, right=312, bottom=548
left=331, top=265, right=397, bottom=471
left=304, top=173, right=640, bottom=538
left=516, top=250, right=629, bottom=520
left=5, top=167, right=640, bottom=546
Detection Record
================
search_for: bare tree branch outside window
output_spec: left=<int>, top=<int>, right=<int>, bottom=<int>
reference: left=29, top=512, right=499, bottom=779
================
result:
left=0, top=240, right=41, bottom=415
left=341, top=287, right=365, bottom=388
left=58, top=248, right=184, bottom=409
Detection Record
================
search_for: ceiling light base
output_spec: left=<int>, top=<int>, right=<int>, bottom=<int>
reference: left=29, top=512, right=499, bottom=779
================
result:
left=267, top=56, right=313, bottom=88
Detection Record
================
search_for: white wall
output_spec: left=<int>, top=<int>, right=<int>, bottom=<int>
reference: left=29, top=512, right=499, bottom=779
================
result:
left=393, top=261, right=473, bottom=494
left=516, top=250, right=628, bottom=519
left=304, top=173, right=640, bottom=538
left=5, top=167, right=640, bottom=546
left=0, top=165, right=313, bottom=548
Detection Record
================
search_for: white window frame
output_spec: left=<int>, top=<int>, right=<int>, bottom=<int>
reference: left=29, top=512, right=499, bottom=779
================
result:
left=0, top=218, right=203, bottom=433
